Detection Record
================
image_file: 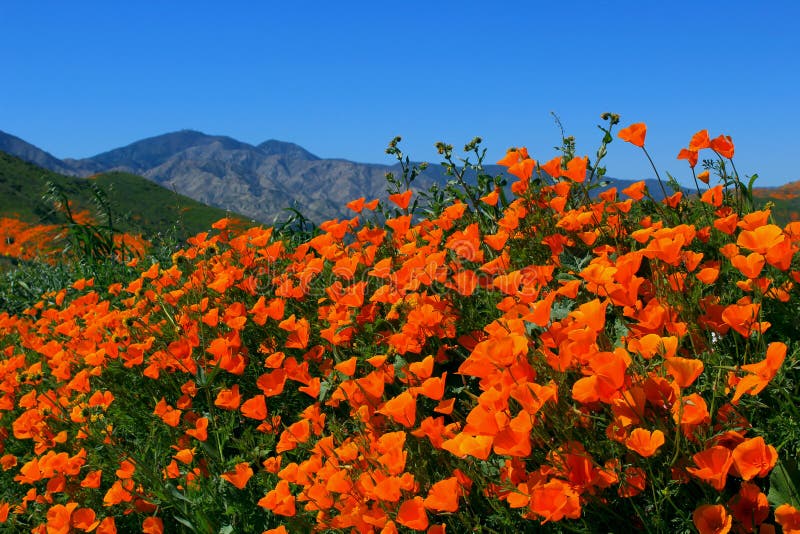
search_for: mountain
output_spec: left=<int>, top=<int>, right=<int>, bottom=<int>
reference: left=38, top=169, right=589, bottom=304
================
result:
left=37, top=130, right=441, bottom=223
left=0, top=130, right=75, bottom=175
left=0, top=151, right=248, bottom=239
left=258, top=139, right=319, bottom=161
left=0, top=129, right=680, bottom=224
left=64, top=130, right=258, bottom=175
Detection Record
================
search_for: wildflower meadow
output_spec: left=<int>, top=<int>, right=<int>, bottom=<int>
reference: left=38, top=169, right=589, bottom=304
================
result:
left=1, top=115, right=799, bottom=533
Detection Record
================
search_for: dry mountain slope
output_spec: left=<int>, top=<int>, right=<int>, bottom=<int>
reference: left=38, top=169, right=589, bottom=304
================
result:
left=64, top=130, right=423, bottom=223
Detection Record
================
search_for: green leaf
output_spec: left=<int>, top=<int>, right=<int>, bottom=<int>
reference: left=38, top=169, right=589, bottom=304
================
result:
left=165, top=482, right=195, bottom=504
left=768, top=458, right=800, bottom=509
left=173, top=515, right=199, bottom=533
left=318, top=378, right=332, bottom=402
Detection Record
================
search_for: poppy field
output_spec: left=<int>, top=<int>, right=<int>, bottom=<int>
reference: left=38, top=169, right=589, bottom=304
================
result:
left=1, top=115, right=800, bottom=533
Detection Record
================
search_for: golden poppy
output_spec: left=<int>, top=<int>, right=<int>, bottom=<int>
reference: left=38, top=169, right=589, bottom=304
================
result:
left=618, top=123, right=647, bottom=147
left=692, top=504, right=731, bottom=534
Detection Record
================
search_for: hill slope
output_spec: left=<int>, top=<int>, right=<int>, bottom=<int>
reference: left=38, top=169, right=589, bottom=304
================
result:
left=0, top=151, right=249, bottom=239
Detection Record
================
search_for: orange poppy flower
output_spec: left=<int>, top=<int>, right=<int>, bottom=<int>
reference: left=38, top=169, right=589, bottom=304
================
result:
left=728, top=482, right=769, bottom=529
left=697, top=170, right=711, bottom=184
left=625, top=428, right=665, bottom=457
left=434, top=398, right=455, bottom=415
left=240, top=395, right=267, bottom=420
left=103, top=480, right=134, bottom=506
left=687, top=446, right=733, bottom=490
left=765, top=237, right=795, bottom=271
left=540, top=156, right=562, bottom=179
left=627, top=334, right=678, bottom=360
left=72, top=508, right=99, bottom=532
left=571, top=348, right=628, bottom=404
left=451, top=269, right=478, bottom=296
left=737, top=224, right=785, bottom=255
left=441, top=433, right=493, bottom=460
left=701, top=185, right=724, bottom=207
left=731, top=436, right=777, bottom=480
left=346, top=197, right=366, bottom=212
left=732, top=253, right=767, bottom=280
left=258, top=480, right=296, bottom=516
left=715, top=214, right=739, bottom=235
left=561, top=156, right=588, bottom=183
left=45, top=502, right=78, bottom=534
left=618, top=123, right=647, bottom=147
left=665, top=357, right=704, bottom=388
left=221, top=462, right=254, bottom=489
left=378, top=391, right=417, bottom=427
left=81, top=470, right=102, bottom=488
left=530, top=479, right=581, bottom=522
left=186, top=417, right=208, bottom=441
left=480, top=188, right=500, bottom=206
left=423, top=477, right=461, bottom=512
left=689, top=130, right=711, bottom=151
left=733, top=342, right=786, bottom=403
left=721, top=302, right=764, bottom=337
left=396, top=497, right=428, bottom=531
left=696, top=266, right=720, bottom=284
left=509, top=157, right=536, bottom=181
left=416, top=374, right=446, bottom=400
left=142, top=517, right=164, bottom=534
left=173, top=448, right=194, bottom=465
left=389, top=190, right=413, bottom=210
left=775, top=504, right=800, bottom=533
left=692, top=504, right=732, bottom=534
left=214, top=384, right=241, bottom=410
left=622, top=180, right=646, bottom=200
left=663, top=191, right=683, bottom=208
left=116, top=459, right=136, bottom=479
left=278, top=315, right=310, bottom=349
left=710, top=134, right=735, bottom=158
left=153, top=398, right=182, bottom=427
left=677, top=148, right=699, bottom=168
left=96, top=517, right=116, bottom=534
left=493, top=413, right=532, bottom=458
left=257, top=369, right=286, bottom=397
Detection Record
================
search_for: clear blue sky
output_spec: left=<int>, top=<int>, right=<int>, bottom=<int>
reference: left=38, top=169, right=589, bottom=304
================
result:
left=1, top=1, right=798, bottom=186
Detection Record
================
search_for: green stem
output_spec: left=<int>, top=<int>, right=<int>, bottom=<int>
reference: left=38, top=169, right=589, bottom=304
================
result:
left=641, top=146, right=669, bottom=200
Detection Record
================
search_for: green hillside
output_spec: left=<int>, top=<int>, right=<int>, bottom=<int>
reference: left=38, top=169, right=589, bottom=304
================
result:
left=753, top=180, right=800, bottom=225
left=0, top=151, right=251, bottom=239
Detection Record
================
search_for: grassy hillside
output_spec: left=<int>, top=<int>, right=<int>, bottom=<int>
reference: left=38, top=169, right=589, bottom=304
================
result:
left=0, top=151, right=250, bottom=239
left=753, top=180, right=800, bottom=224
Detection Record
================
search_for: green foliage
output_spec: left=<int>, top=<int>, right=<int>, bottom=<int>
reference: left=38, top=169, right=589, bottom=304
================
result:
left=0, top=151, right=250, bottom=240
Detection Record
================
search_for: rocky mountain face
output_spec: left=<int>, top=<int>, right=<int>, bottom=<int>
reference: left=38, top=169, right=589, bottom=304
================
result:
left=0, top=129, right=668, bottom=224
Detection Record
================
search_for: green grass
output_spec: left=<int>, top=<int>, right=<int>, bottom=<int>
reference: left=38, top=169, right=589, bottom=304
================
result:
left=0, top=151, right=251, bottom=240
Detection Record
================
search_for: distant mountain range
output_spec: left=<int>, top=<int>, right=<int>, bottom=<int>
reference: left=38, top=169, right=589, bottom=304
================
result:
left=0, top=129, right=694, bottom=223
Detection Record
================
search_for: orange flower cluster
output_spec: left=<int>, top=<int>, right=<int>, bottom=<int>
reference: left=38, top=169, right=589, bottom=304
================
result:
left=0, top=218, right=63, bottom=261
left=0, top=214, right=148, bottom=264
left=0, top=122, right=798, bottom=532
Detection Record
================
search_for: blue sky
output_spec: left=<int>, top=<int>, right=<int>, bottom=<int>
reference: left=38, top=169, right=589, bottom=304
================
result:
left=1, top=1, right=798, bottom=186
